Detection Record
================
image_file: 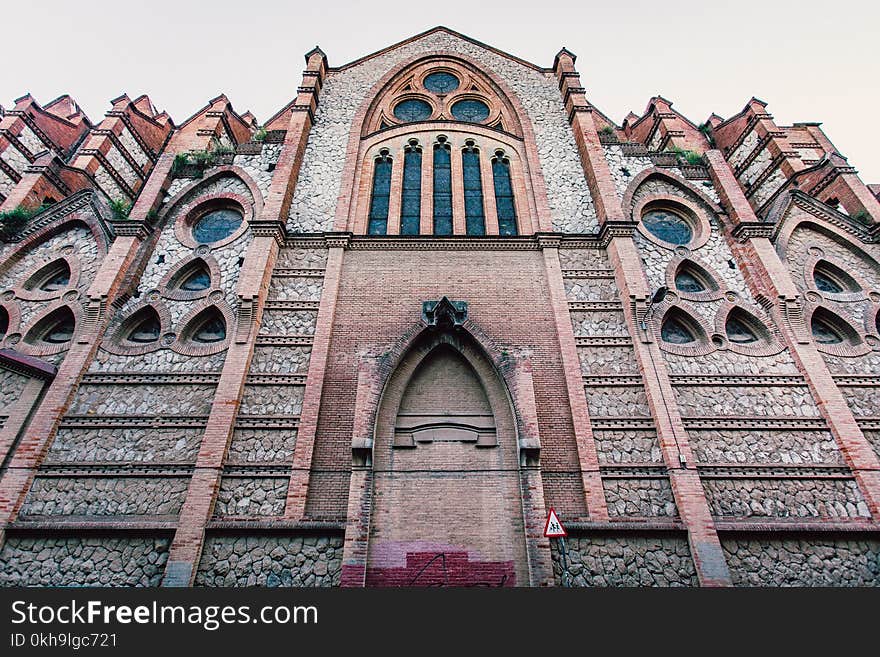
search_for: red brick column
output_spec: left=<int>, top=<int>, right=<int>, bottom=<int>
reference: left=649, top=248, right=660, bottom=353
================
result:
left=160, top=51, right=326, bottom=586
left=284, top=238, right=347, bottom=520
left=539, top=235, right=607, bottom=520
left=0, top=157, right=172, bottom=550
left=706, top=150, right=880, bottom=518
left=161, top=229, right=282, bottom=586
left=554, top=50, right=731, bottom=586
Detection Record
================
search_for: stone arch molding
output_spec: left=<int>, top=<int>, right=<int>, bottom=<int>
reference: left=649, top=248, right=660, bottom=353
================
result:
left=334, top=50, right=554, bottom=233
left=341, top=308, right=554, bottom=587
left=350, top=315, right=542, bottom=463
left=362, top=55, right=524, bottom=138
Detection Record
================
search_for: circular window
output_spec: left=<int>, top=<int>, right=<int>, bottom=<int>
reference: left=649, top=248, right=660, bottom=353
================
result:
left=193, top=208, right=243, bottom=244
left=424, top=72, right=459, bottom=94
left=393, top=99, right=432, bottom=122
left=451, top=99, right=490, bottom=123
left=642, top=209, right=693, bottom=245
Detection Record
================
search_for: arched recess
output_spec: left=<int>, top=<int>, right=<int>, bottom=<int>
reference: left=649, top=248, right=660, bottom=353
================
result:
left=19, top=302, right=81, bottom=357
left=369, top=333, right=527, bottom=586
left=623, top=168, right=723, bottom=219
left=159, top=254, right=222, bottom=301
left=340, top=320, right=552, bottom=588
left=334, top=51, right=553, bottom=234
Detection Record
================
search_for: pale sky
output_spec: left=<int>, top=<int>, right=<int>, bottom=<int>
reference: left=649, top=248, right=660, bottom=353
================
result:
left=3, top=0, right=879, bottom=182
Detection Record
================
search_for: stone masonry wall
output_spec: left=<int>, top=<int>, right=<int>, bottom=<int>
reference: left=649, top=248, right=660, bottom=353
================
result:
left=722, top=537, right=880, bottom=586
left=195, top=535, right=343, bottom=587
left=551, top=535, right=697, bottom=586
left=0, top=536, right=170, bottom=586
left=289, top=30, right=596, bottom=234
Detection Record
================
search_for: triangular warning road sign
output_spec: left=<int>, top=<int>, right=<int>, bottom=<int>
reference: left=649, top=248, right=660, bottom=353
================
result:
left=543, top=508, right=567, bottom=538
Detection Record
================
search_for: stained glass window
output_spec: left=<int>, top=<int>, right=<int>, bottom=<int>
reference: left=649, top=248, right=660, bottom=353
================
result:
left=38, top=261, right=71, bottom=292
left=424, top=72, right=459, bottom=94
left=813, top=270, right=843, bottom=293
left=661, top=315, right=696, bottom=344
left=400, top=145, right=422, bottom=235
left=462, top=145, right=485, bottom=235
left=368, top=153, right=392, bottom=235
left=127, top=311, right=161, bottom=343
left=192, top=312, right=226, bottom=343
left=393, top=99, right=432, bottom=122
left=726, top=313, right=759, bottom=344
left=193, top=208, right=242, bottom=243
left=675, top=267, right=706, bottom=293
left=642, top=209, right=693, bottom=245
left=451, top=99, right=490, bottom=123
left=811, top=313, right=844, bottom=344
left=813, top=261, right=857, bottom=294
left=179, top=265, right=211, bottom=291
left=42, top=309, right=75, bottom=344
left=433, top=141, right=453, bottom=235
left=492, top=155, right=517, bottom=236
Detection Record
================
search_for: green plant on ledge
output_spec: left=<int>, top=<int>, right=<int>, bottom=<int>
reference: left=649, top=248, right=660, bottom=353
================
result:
left=109, top=198, right=132, bottom=221
left=253, top=127, right=268, bottom=143
left=671, top=147, right=705, bottom=166
left=599, top=125, right=615, bottom=136
left=212, top=142, right=236, bottom=156
left=851, top=210, right=871, bottom=225
left=698, top=122, right=716, bottom=148
left=0, top=205, right=35, bottom=241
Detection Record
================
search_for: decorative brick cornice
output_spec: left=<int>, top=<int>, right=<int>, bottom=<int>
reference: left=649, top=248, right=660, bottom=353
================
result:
left=0, top=348, right=56, bottom=380
left=597, top=221, right=636, bottom=246
left=14, top=189, right=115, bottom=245
left=731, top=221, right=776, bottom=241
left=0, top=157, right=22, bottom=184
left=0, top=130, right=37, bottom=163
left=248, top=219, right=286, bottom=244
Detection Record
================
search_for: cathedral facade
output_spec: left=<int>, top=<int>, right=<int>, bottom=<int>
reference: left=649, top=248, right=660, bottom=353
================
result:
left=0, top=27, right=879, bottom=587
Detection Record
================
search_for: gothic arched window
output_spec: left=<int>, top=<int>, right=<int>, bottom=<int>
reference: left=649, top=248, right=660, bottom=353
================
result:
left=433, top=138, right=453, bottom=235
left=462, top=143, right=485, bottom=236
left=661, top=314, right=697, bottom=344
left=492, top=151, right=517, bottom=236
left=401, top=141, right=422, bottom=235
left=725, top=311, right=760, bottom=344
left=812, top=260, right=860, bottom=294
left=368, top=150, right=393, bottom=235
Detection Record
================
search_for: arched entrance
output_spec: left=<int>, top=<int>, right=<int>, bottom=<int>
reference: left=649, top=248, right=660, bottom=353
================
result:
left=364, top=331, right=531, bottom=586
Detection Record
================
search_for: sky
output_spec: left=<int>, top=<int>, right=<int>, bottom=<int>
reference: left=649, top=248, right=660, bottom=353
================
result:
left=3, top=0, right=878, bottom=181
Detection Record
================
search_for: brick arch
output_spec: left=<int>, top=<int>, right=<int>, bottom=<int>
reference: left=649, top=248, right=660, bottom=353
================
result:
left=157, top=165, right=264, bottom=229
left=333, top=50, right=552, bottom=233
left=622, top=166, right=724, bottom=216
left=0, top=216, right=106, bottom=282
left=361, top=317, right=542, bottom=450
left=340, top=317, right=553, bottom=587
left=361, top=55, right=524, bottom=138
left=775, top=217, right=880, bottom=274
left=352, top=323, right=546, bottom=587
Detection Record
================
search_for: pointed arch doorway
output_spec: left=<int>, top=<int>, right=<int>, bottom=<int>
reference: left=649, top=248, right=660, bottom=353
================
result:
left=356, top=326, right=536, bottom=587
